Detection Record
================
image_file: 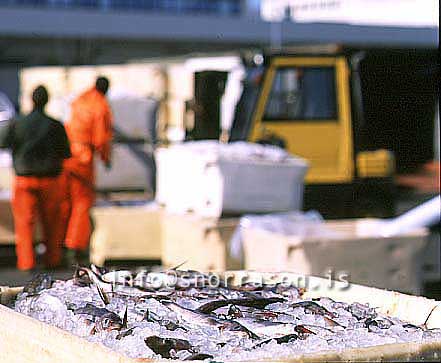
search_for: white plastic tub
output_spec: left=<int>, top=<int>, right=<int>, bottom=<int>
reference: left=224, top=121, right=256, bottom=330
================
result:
left=155, top=142, right=309, bottom=217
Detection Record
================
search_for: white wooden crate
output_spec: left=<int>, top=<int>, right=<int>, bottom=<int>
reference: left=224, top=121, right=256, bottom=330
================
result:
left=161, top=213, right=240, bottom=271
left=89, top=204, right=162, bottom=266
left=242, top=218, right=429, bottom=295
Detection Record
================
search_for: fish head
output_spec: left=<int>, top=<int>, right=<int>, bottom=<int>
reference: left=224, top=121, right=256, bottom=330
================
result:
left=23, top=273, right=53, bottom=295
left=73, top=267, right=92, bottom=287
left=144, top=336, right=193, bottom=358
left=228, top=305, right=243, bottom=319
left=96, top=313, right=123, bottom=332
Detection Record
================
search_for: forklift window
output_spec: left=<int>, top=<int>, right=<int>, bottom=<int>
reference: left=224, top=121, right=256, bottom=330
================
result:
left=263, top=67, right=337, bottom=121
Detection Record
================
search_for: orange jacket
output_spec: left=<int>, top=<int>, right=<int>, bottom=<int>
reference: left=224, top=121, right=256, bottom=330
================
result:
left=65, top=88, right=112, bottom=180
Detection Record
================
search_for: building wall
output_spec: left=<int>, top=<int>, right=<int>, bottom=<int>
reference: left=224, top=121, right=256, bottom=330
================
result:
left=261, top=0, right=439, bottom=27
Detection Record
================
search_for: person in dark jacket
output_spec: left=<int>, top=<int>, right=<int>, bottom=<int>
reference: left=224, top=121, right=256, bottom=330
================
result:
left=0, top=86, right=71, bottom=271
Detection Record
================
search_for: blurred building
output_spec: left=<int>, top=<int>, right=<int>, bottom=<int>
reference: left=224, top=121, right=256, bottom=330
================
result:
left=1, top=0, right=438, bottom=64
left=0, top=0, right=438, bottom=107
left=0, top=0, right=263, bottom=65
left=261, top=0, right=439, bottom=27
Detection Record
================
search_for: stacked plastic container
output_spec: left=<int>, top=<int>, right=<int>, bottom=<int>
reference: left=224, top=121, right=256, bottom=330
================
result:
left=155, top=141, right=309, bottom=217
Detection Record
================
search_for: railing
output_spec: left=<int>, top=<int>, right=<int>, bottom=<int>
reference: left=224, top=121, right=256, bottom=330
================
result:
left=0, top=0, right=243, bottom=16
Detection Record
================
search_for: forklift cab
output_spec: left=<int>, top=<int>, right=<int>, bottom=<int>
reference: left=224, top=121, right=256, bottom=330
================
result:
left=248, top=56, right=354, bottom=184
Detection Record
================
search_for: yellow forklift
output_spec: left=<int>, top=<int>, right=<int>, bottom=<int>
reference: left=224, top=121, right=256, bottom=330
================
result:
left=190, top=46, right=439, bottom=218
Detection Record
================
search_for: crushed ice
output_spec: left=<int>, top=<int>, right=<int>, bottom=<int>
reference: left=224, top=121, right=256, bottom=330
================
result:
left=13, top=269, right=441, bottom=361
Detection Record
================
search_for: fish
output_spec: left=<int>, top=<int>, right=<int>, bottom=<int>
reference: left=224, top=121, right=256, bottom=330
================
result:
left=74, top=267, right=113, bottom=304
left=238, top=319, right=297, bottom=338
left=74, top=303, right=118, bottom=318
left=240, top=284, right=304, bottom=301
left=94, top=312, right=125, bottom=333
left=116, top=327, right=135, bottom=340
left=291, top=301, right=337, bottom=318
left=197, top=297, right=284, bottom=314
left=164, top=301, right=259, bottom=339
left=122, top=305, right=128, bottom=328
left=248, top=309, right=281, bottom=321
left=144, top=336, right=193, bottom=359
left=73, top=266, right=92, bottom=287
left=346, top=302, right=377, bottom=321
left=183, top=353, right=214, bottom=361
left=75, top=267, right=169, bottom=304
left=364, top=317, right=393, bottom=331
left=300, top=324, right=335, bottom=334
left=230, top=282, right=265, bottom=292
left=74, top=303, right=124, bottom=333
left=294, top=325, right=316, bottom=339
left=164, top=301, right=221, bottom=327
left=249, top=324, right=314, bottom=347
left=17, top=264, right=433, bottom=360
left=22, top=273, right=53, bottom=296
left=324, top=316, right=344, bottom=328
left=142, top=309, right=188, bottom=332
left=403, top=323, right=421, bottom=330
left=271, top=284, right=304, bottom=300
left=253, top=333, right=299, bottom=348
left=223, top=320, right=261, bottom=339
left=313, top=297, right=348, bottom=310
left=228, top=305, right=243, bottom=319
left=217, top=305, right=294, bottom=322
left=144, top=334, right=214, bottom=360
left=162, top=320, right=188, bottom=332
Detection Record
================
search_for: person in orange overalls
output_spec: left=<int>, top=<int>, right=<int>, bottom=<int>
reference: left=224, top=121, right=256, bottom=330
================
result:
left=0, top=86, right=71, bottom=271
left=63, top=77, right=112, bottom=263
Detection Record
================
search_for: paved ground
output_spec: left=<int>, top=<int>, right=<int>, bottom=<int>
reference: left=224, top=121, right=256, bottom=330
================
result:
left=0, top=268, right=75, bottom=287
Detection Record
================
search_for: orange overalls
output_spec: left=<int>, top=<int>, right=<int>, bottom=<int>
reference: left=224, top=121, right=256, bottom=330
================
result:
left=3, top=110, right=71, bottom=271
left=12, top=176, right=64, bottom=270
left=63, top=88, right=112, bottom=251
